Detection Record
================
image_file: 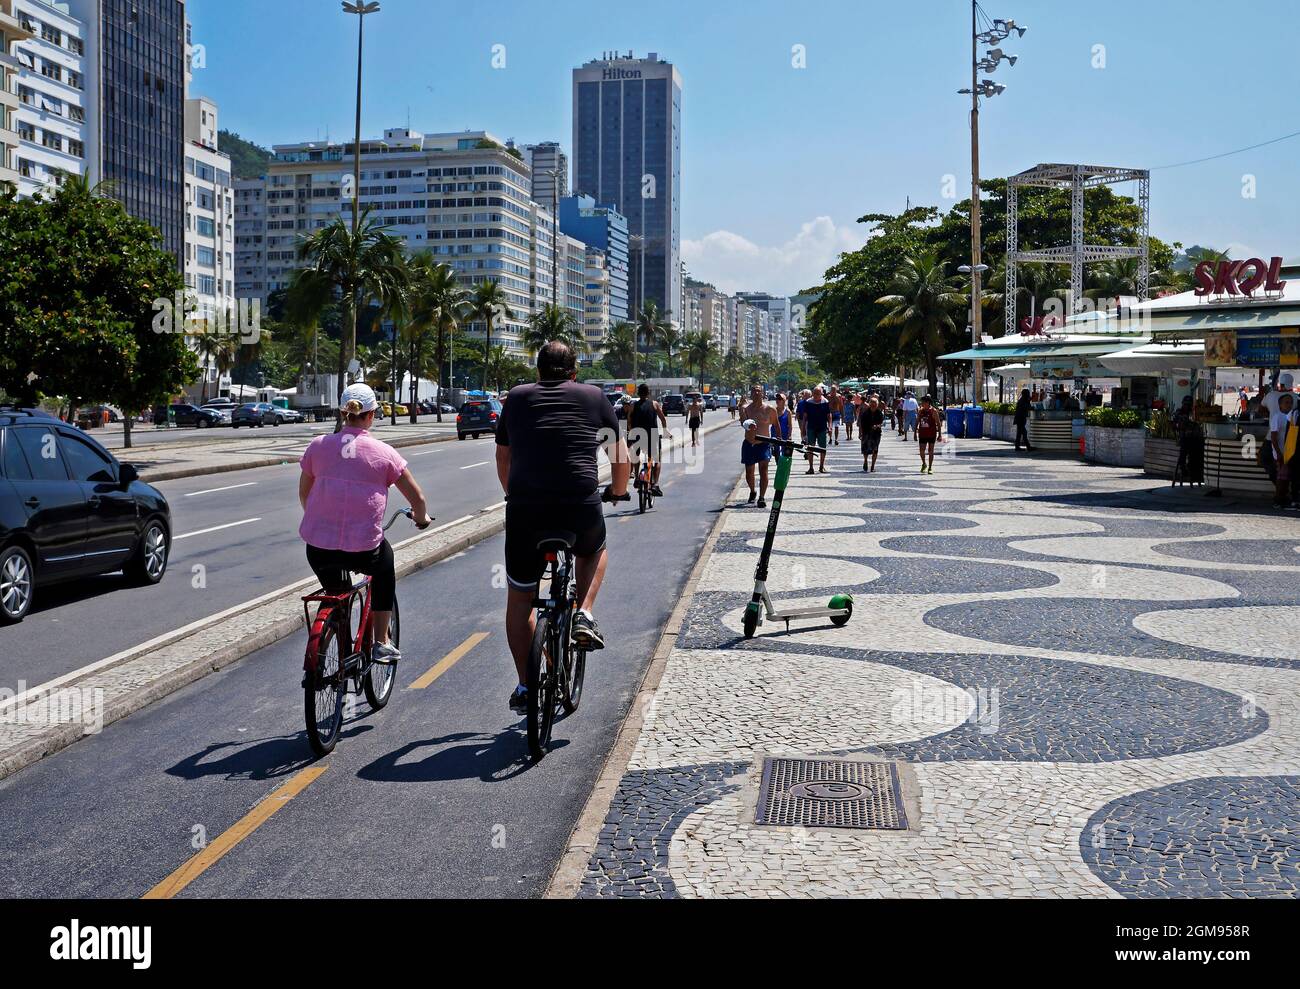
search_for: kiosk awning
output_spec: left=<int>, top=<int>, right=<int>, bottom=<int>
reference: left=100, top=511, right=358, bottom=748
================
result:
left=1099, top=342, right=1205, bottom=375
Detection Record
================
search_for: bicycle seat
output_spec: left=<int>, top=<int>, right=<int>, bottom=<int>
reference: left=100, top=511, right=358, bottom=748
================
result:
left=536, top=530, right=577, bottom=553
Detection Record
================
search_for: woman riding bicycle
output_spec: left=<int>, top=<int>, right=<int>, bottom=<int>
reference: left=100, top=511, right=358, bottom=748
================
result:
left=299, top=384, right=431, bottom=665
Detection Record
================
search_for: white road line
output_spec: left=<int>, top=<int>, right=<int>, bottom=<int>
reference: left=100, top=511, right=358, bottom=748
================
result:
left=183, top=482, right=258, bottom=497
left=481, top=500, right=507, bottom=513
left=461, top=461, right=490, bottom=470
left=173, top=518, right=262, bottom=541
left=410, top=449, right=444, bottom=457
left=391, top=514, right=475, bottom=549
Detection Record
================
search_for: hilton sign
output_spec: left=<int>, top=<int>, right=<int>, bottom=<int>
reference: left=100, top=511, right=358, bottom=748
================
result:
left=1194, top=256, right=1288, bottom=299
left=602, top=68, right=643, bottom=80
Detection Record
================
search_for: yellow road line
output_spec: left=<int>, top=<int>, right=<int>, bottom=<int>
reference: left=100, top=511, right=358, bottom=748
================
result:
left=142, top=764, right=329, bottom=899
left=409, top=631, right=489, bottom=690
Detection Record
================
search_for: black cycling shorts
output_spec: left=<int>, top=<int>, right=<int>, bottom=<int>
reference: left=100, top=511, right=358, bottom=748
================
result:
left=306, top=539, right=396, bottom=611
left=626, top=426, right=662, bottom=462
left=505, top=499, right=607, bottom=591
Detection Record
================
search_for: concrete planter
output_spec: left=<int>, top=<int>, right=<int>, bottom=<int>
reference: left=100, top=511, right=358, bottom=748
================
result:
left=979, top=413, right=1015, bottom=443
left=1085, top=425, right=1146, bottom=467
left=1143, top=435, right=1179, bottom=478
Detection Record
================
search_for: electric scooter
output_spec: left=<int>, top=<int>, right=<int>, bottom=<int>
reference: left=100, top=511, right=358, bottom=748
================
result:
left=741, top=436, right=854, bottom=639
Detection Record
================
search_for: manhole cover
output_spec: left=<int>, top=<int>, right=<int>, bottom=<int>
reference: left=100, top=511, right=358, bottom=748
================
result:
left=756, top=758, right=907, bottom=830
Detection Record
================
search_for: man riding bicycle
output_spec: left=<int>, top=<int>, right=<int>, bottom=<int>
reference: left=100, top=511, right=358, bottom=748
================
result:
left=495, top=342, right=630, bottom=713
left=627, top=383, right=667, bottom=498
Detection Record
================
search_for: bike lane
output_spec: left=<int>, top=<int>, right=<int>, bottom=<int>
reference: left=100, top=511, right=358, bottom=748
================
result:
left=0, top=424, right=740, bottom=898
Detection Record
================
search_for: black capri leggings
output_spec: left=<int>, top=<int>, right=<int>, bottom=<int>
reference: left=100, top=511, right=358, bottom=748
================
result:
left=306, top=539, right=396, bottom=611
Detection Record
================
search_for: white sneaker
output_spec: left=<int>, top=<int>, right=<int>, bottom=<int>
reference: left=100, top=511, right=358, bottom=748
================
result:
left=372, top=641, right=402, bottom=666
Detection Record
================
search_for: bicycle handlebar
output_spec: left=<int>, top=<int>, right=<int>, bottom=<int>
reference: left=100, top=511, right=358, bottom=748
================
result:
left=383, top=507, right=433, bottom=532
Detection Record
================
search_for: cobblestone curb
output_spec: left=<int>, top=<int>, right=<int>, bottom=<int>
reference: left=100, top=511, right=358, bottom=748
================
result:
left=544, top=473, right=743, bottom=898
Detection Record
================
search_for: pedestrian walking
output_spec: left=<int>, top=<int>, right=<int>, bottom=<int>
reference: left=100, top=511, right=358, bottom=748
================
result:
left=901, top=392, right=920, bottom=441
left=859, top=394, right=884, bottom=472
left=844, top=390, right=856, bottom=442
left=829, top=386, right=845, bottom=445
left=741, top=385, right=779, bottom=507
left=800, top=386, right=832, bottom=474
left=1014, top=388, right=1035, bottom=452
left=917, top=395, right=941, bottom=473
left=774, top=392, right=793, bottom=443
left=688, top=395, right=703, bottom=447
left=729, top=392, right=739, bottom=421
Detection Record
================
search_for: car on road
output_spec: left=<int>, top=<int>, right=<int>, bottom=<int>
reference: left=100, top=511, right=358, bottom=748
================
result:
left=457, top=399, right=502, bottom=440
left=231, top=402, right=287, bottom=428
left=170, top=403, right=225, bottom=429
left=661, top=394, right=687, bottom=416
left=275, top=407, right=306, bottom=424
left=379, top=401, right=409, bottom=418
left=703, top=394, right=719, bottom=411
left=0, top=408, right=171, bottom=624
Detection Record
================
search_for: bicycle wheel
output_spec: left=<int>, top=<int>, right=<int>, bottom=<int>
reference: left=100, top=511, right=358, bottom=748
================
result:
left=561, top=610, right=586, bottom=715
left=363, top=593, right=399, bottom=710
left=639, top=482, right=649, bottom=514
left=526, top=614, right=558, bottom=761
left=305, top=614, right=345, bottom=756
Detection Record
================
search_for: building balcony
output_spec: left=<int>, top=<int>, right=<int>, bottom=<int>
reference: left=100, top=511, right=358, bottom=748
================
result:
left=0, top=5, right=38, bottom=43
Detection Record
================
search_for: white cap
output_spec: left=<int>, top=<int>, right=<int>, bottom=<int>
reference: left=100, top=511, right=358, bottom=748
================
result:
left=1281, top=373, right=1295, bottom=390
left=340, top=383, right=378, bottom=415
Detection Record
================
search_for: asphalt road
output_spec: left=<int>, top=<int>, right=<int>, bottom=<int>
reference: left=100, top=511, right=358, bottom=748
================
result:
left=0, top=431, right=516, bottom=692
left=96, top=416, right=458, bottom=451
left=0, top=424, right=739, bottom=898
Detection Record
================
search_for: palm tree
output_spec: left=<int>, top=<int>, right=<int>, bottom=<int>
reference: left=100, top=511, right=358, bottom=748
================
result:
left=466, top=280, right=516, bottom=392
left=876, top=251, right=969, bottom=397
left=634, top=301, right=671, bottom=381
left=658, top=323, right=682, bottom=377
left=234, top=319, right=273, bottom=392
left=293, top=210, right=408, bottom=425
left=483, top=345, right=532, bottom=394
left=721, top=348, right=745, bottom=392
left=522, top=303, right=584, bottom=357
left=684, top=331, right=718, bottom=387
left=192, top=328, right=236, bottom=403
left=1085, top=257, right=1145, bottom=309
left=602, top=322, right=637, bottom=378
left=407, top=255, right=467, bottom=422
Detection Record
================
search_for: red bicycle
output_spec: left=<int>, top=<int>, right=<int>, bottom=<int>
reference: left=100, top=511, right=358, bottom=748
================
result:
left=301, top=509, right=426, bottom=756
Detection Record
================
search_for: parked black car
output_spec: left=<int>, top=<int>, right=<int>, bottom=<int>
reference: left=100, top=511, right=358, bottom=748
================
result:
left=0, top=409, right=171, bottom=623
left=170, top=403, right=225, bottom=429
left=457, top=399, right=502, bottom=440
left=661, top=394, right=687, bottom=415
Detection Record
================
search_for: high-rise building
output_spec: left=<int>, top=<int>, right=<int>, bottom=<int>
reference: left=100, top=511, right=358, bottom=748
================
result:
left=582, top=246, right=612, bottom=354
left=736, top=292, right=792, bottom=361
left=7, top=0, right=88, bottom=197
left=683, top=278, right=730, bottom=355
left=182, top=96, right=233, bottom=323
left=558, top=231, right=588, bottom=329
left=573, top=51, right=681, bottom=325
left=558, top=192, right=628, bottom=323
left=233, top=177, right=266, bottom=299
left=69, top=0, right=186, bottom=265
left=521, top=140, right=566, bottom=206
left=236, top=128, right=551, bottom=355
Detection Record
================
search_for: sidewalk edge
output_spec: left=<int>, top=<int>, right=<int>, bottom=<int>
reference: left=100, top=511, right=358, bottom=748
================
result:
left=543, top=474, right=740, bottom=899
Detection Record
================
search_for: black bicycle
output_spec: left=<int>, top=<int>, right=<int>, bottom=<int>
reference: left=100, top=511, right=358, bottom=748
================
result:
left=525, top=486, right=629, bottom=761
left=634, top=454, right=656, bottom=514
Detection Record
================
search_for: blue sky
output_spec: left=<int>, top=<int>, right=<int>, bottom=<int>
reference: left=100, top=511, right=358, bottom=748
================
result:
left=189, top=0, right=1300, bottom=295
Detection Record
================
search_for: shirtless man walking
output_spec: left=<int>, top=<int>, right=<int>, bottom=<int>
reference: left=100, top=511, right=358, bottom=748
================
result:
left=829, top=386, right=846, bottom=446
left=740, top=384, right=780, bottom=508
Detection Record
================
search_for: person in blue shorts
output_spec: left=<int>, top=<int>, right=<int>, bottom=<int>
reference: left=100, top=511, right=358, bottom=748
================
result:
left=740, top=385, right=779, bottom=507
left=799, top=385, right=832, bottom=474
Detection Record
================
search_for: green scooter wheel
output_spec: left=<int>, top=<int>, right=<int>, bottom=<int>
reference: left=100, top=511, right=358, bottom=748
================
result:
left=828, top=594, right=853, bottom=628
left=742, top=603, right=760, bottom=640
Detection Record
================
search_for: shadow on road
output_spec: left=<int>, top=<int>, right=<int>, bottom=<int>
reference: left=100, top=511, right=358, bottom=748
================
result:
left=165, top=724, right=372, bottom=781
left=357, top=729, right=569, bottom=784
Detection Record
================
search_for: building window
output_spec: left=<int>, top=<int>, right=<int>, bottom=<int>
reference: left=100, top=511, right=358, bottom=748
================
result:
left=17, top=122, right=35, bottom=142
left=40, top=60, right=63, bottom=83
left=41, top=25, right=62, bottom=46
left=42, top=133, right=62, bottom=152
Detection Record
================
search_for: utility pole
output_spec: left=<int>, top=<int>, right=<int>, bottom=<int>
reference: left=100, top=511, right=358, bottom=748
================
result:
left=969, top=0, right=984, bottom=405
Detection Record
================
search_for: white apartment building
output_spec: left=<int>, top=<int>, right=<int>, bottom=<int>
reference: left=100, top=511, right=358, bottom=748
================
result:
left=521, top=140, right=566, bottom=208
left=183, top=96, right=234, bottom=323
left=583, top=246, right=611, bottom=354
left=236, top=128, right=553, bottom=355
left=7, top=0, right=87, bottom=196
left=558, top=231, right=587, bottom=330
left=684, top=280, right=733, bottom=355
left=736, top=291, right=792, bottom=361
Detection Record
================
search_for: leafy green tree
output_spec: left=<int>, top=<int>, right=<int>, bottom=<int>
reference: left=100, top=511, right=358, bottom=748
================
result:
left=684, top=331, right=719, bottom=387
left=634, top=301, right=671, bottom=380
left=876, top=251, right=969, bottom=396
left=406, top=254, right=466, bottom=421
left=602, top=322, right=637, bottom=378
left=0, top=177, right=197, bottom=448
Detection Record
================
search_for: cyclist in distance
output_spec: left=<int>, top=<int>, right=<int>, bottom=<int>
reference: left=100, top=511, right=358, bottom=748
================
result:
left=496, top=341, right=630, bottom=712
left=627, top=383, right=668, bottom=498
left=299, top=383, right=432, bottom=666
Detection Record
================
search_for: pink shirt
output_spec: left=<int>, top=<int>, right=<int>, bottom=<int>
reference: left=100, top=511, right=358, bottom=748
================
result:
left=299, top=428, right=408, bottom=552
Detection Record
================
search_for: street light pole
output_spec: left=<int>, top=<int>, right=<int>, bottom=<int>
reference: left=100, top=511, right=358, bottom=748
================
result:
left=969, top=0, right=984, bottom=405
left=341, top=2, right=379, bottom=423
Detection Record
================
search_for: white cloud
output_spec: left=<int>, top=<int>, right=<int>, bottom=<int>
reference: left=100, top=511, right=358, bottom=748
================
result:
left=682, top=216, right=868, bottom=297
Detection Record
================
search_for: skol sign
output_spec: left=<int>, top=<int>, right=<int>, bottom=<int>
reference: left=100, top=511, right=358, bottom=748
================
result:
left=1194, top=256, right=1288, bottom=298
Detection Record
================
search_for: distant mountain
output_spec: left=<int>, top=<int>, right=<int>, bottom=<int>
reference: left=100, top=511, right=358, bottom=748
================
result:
left=219, top=129, right=272, bottom=180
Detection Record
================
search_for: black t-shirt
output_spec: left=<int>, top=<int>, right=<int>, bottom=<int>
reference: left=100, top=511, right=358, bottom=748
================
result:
left=629, top=398, right=661, bottom=436
left=859, top=406, right=885, bottom=431
left=497, top=379, right=619, bottom=505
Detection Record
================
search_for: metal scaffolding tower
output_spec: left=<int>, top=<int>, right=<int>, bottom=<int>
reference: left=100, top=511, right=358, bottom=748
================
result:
left=1004, top=163, right=1150, bottom=335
